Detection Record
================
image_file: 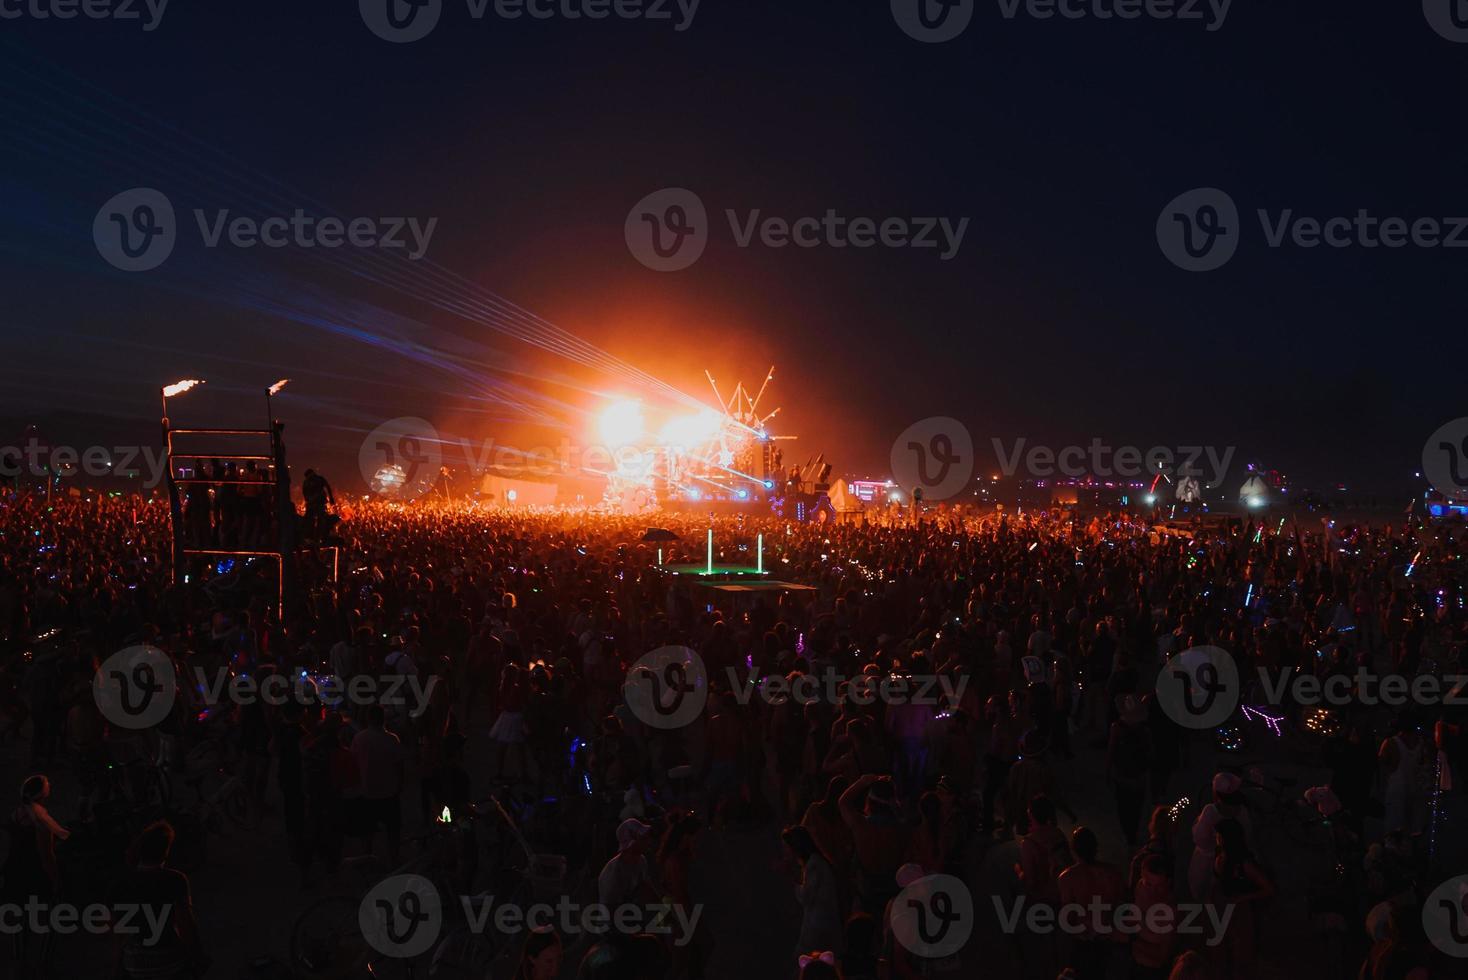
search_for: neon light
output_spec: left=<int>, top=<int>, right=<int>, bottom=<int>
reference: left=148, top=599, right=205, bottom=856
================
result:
left=757, top=533, right=764, bottom=574
left=706, top=529, right=713, bottom=574
left=1241, top=704, right=1284, bottom=737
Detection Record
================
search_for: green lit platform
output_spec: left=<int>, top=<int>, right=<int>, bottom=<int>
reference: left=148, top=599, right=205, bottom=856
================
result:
left=662, top=563, right=768, bottom=577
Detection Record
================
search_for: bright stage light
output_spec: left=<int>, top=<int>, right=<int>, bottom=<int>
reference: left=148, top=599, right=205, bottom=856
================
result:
left=598, top=400, right=645, bottom=448
left=658, top=408, right=723, bottom=449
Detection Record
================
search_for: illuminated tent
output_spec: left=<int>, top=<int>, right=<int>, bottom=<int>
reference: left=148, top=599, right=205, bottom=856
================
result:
left=1176, top=476, right=1203, bottom=503
left=481, top=473, right=558, bottom=508
left=827, top=480, right=864, bottom=515
left=1238, top=474, right=1271, bottom=506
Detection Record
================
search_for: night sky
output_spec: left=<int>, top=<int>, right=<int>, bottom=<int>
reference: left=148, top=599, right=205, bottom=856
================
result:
left=2, top=1, right=1465, bottom=495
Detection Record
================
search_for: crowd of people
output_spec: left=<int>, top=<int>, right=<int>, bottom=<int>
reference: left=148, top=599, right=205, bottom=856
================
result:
left=0, top=487, right=1464, bottom=979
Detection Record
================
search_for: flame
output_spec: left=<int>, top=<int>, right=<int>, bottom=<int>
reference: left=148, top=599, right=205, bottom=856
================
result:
left=163, top=379, right=204, bottom=398
left=268, top=379, right=290, bottom=395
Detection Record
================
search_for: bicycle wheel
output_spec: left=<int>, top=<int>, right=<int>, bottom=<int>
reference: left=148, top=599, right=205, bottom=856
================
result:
left=292, top=894, right=369, bottom=980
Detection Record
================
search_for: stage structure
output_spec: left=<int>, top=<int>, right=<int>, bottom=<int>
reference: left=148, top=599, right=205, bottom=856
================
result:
left=160, top=379, right=335, bottom=615
left=599, top=366, right=798, bottom=513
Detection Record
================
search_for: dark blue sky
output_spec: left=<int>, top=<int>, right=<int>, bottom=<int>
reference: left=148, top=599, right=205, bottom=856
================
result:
left=1, top=1, right=1464, bottom=494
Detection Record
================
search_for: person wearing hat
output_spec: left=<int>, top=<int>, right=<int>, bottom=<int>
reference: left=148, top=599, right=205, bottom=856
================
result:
left=597, top=818, right=654, bottom=910
left=1187, top=771, right=1250, bottom=901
